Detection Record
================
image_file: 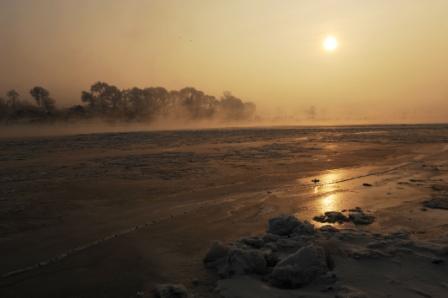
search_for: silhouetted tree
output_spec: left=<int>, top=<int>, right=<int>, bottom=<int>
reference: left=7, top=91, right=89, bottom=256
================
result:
left=1, top=82, right=257, bottom=124
left=30, top=86, right=55, bottom=113
left=0, top=97, right=7, bottom=120
left=30, top=87, right=48, bottom=107
left=82, top=82, right=123, bottom=114
left=219, top=91, right=248, bottom=120
left=6, top=89, right=20, bottom=110
left=179, top=87, right=218, bottom=119
left=143, top=87, right=170, bottom=117
left=81, top=91, right=95, bottom=109
left=122, top=86, right=171, bottom=120
left=123, top=87, right=145, bottom=118
left=42, top=97, right=56, bottom=113
left=66, top=105, right=86, bottom=119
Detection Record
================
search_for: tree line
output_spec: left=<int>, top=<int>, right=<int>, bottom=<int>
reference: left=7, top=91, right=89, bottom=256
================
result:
left=0, top=82, right=256, bottom=123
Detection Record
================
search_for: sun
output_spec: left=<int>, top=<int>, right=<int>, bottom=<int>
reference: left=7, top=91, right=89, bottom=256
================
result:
left=323, top=35, right=338, bottom=52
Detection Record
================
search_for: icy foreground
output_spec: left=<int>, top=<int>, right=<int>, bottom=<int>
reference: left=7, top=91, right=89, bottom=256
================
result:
left=2, top=126, right=448, bottom=297
left=204, top=215, right=448, bottom=298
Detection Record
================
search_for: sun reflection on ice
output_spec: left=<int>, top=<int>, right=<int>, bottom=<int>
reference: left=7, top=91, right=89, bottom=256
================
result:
left=311, top=171, right=341, bottom=195
left=298, top=166, right=378, bottom=219
left=320, top=171, right=342, bottom=185
left=320, top=193, right=342, bottom=213
left=306, top=170, right=346, bottom=213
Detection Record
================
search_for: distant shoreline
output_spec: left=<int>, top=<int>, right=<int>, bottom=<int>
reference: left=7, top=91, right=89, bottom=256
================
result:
left=1, top=121, right=448, bottom=140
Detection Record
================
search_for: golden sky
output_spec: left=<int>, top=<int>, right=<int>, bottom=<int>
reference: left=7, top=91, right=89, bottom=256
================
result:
left=1, top=0, right=448, bottom=123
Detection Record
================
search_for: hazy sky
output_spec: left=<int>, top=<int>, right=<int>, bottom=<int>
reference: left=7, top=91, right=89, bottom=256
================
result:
left=1, top=0, right=448, bottom=122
